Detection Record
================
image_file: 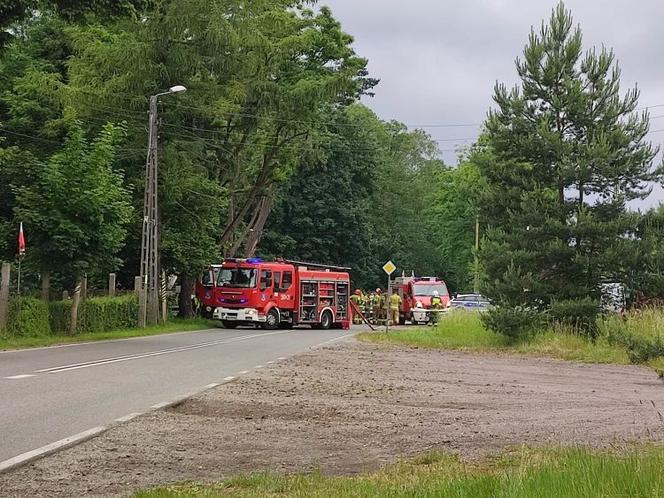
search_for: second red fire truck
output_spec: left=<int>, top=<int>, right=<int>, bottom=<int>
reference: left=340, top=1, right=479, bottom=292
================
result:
left=392, top=275, right=451, bottom=325
left=198, top=258, right=351, bottom=330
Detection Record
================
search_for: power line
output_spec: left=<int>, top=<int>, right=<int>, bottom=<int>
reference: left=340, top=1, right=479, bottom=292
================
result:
left=67, top=86, right=664, bottom=135
left=0, top=128, right=62, bottom=145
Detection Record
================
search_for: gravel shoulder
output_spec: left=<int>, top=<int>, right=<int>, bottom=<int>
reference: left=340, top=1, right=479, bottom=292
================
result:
left=2, top=341, right=664, bottom=497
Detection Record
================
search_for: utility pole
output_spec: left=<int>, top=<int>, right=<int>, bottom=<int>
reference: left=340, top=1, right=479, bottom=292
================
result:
left=139, top=86, right=186, bottom=327
left=140, top=95, right=160, bottom=326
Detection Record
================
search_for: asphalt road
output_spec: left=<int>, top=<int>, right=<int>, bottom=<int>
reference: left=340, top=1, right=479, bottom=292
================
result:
left=0, top=325, right=366, bottom=463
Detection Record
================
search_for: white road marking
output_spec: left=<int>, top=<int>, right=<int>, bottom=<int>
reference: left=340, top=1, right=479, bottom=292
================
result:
left=223, top=376, right=236, bottom=382
left=114, top=413, right=141, bottom=423
left=0, top=426, right=106, bottom=474
left=239, top=370, right=250, bottom=375
left=311, top=333, right=356, bottom=349
left=204, top=383, right=220, bottom=389
left=151, top=402, right=170, bottom=409
left=0, top=328, right=222, bottom=354
left=255, top=365, right=264, bottom=369
left=277, top=356, right=287, bottom=360
left=4, top=374, right=35, bottom=380
left=266, top=361, right=275, bottom=364
left=36, top=330, right=292, bottom=374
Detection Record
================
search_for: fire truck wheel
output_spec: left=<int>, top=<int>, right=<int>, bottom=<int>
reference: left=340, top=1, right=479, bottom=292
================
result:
left=262, top=309, right=279, bottom=330
left=221, top=320, right=238, bottom=329
left=319, top=311, right=333, bottom=330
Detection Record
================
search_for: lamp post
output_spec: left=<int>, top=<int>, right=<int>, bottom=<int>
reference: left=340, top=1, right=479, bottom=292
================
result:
left=139, top=85, right=187, bottom=326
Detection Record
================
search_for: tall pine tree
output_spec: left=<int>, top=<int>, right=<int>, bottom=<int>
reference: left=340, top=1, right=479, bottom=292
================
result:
left=479, top=2, right=661, bottom=308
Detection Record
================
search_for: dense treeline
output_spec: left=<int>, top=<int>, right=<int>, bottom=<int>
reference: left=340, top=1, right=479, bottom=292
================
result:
left=1, top=0, right=664, bottom=327
left=259, top=105, right=477, bottom=291
left=0, top=0, right=476, bottom=315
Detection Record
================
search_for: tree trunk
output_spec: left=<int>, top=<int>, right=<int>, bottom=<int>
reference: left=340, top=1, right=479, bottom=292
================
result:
left=178, top=274, right=195, bottom=319
left=70, top=278, right=82, bottom=335
left=41, top=271, right=50, bottom=301
left=228, top=198, right=263, bottom=257
left=244, top=191, right=274, bottom=258
left=219, top=133, right=281, bottom=250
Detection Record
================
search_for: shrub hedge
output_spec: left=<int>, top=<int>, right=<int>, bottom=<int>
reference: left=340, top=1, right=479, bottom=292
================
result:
left=4, top=296, right=51, bottom=337
left=549, top=298, right=600, bottom=338
left=602, top=313, right=664, bottom=364
left=48, top=294, right=139, bottom=335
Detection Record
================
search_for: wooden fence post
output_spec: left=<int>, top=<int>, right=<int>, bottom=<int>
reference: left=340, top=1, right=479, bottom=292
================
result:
left=161, top=270, right=167, bottom=324
left=0, top=263, right=11, bottom=330
left=41, top=271, right=50, bottom=301
left=70, top=279, right=82, bottom=335
left=81, top=274, right=88, bottom=301
left=136, top=275, right=146, bottom=328
left=109, top=273, right=116, bottom=298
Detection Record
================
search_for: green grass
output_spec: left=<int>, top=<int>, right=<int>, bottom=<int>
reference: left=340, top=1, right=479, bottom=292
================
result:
left=600, top=307, right=664, bottom=341
left=361, top=311, right=510, bottom=351
left=0, top=318, right=218, bottom=350
left=513, top=329, right=629, bottom=364
left=133, top=446, right=664, bottom=497
left=358, top=311, right=630, bottom=365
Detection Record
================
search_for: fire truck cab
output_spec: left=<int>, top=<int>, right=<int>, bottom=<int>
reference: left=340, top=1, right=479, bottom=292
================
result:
left=392, top=275, right=451, bottom=325
left=195, top=264, right=223, bottom=318
left=211, top=258, right=351, bottom=330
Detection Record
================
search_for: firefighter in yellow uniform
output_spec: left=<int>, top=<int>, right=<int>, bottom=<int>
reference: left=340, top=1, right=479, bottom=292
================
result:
left=429, top=290, right=443, bottom=326
left=367, top=291, right=376, bottom=322
left=373, top=288, right=384, bottom=324
left=350, top=289, right=362, bottom=324
left=389, top=289, right=402, bottom=326
left=359, top=291, right=368, bottom=318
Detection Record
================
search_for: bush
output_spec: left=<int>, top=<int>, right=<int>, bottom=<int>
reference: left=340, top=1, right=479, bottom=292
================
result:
left=549, top=298, right=600, bottom=338
left=5, top=296, right=51, bottom=337
left=600, top=309, right=664, bottom=364
left=48, top=300, right=71, bottom=334
left=48, top=294, right=138, bottom=335
left=481, top=305, right=547, bottom=341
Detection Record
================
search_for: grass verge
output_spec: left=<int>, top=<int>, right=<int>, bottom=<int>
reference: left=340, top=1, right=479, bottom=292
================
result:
left=133, top=446, right=664, bottom=497
left=358, top=311, right=631, bottom=365
left=0, top=318, right=218, bottom=350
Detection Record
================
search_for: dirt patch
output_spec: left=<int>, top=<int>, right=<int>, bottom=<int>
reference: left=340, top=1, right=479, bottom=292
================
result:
left=2, top=342, right=664, bottom=497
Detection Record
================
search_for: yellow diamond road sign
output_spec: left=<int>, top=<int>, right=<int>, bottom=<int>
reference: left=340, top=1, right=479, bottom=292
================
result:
left=382, top=260, right=396, bottom=276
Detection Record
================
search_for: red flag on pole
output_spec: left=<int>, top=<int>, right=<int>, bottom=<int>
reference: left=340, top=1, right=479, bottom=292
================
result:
left=18, top=222, right=25, bottom=256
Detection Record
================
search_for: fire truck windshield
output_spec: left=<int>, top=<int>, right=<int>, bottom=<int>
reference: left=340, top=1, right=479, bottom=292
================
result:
left=414, top=283, right=449, bottom=297
left=217, top=268, right=257, bottom=288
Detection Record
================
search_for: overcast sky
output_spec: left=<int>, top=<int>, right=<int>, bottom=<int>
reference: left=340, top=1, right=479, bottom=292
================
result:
left=322, top=0, right=664, bottom=208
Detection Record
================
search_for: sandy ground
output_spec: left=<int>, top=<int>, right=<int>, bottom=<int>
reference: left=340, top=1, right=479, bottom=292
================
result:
left=2, top=341, right=664, bottom=497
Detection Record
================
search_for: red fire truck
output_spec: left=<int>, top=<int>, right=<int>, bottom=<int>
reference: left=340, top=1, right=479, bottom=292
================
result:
left=209, top=258, right=351, bottom=330
left=195, top=264, right=223, bottom=318
left=392, top=275, right=451, bottom=325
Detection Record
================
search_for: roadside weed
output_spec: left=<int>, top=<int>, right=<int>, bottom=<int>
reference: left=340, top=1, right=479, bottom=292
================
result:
left=134, top=446, right=664, bottom=497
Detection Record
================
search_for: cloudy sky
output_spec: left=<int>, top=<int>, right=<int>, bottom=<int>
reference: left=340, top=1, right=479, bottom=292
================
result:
left=322, top=0, right=664, bottom=207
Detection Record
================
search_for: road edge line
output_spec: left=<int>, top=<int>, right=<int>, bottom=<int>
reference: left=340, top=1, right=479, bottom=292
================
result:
left=0, top=328, right=223, bottom=355
left=0, top=426, right=107, bottom=475
left=0, top=376, right=237, bottom=475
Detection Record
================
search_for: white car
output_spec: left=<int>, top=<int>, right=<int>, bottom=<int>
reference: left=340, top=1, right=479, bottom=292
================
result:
left=450, top=293, right=491, bottom=311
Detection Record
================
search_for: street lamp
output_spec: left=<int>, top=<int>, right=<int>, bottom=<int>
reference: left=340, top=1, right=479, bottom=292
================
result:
left=139, top=85, right=187, bottom=327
